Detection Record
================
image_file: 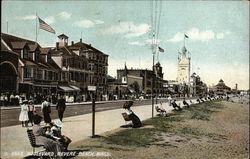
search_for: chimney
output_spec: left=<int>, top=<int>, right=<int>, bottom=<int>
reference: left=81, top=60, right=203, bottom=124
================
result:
left=56, top=42, right=59, bottom=50
left=80, top=38, right=82, bottom=43
left=71, top=41, right=74, bottom=45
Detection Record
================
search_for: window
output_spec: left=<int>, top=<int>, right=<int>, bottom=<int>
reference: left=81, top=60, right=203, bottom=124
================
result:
left=47, top=52, right=51, bottom=61
left=37, top=69, right=42, bottom=79
left=33, top=68, right=37, bottom=79
left=23, top=48, right=29, bottom=59
left=35, top=50, right=40, bottom=62
left=63, top=59, right=67, bottom=67
left=23, top=67, right=31, bottom=78
left=62, top=72, right=66, bottom=81
left=44, top=70, right=48, bottom=80
left=48, top=71, right=52, bottom=80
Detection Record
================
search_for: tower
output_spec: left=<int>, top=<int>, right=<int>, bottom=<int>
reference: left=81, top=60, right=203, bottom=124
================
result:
left=177, top=46, right=191, bottom=84
left=121, top=63, right=128, bottom=84
left=58, top=34, right=69, bottom=47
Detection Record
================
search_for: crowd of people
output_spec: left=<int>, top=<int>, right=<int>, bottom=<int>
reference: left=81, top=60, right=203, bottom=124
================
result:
left=18, top=95, right=71, bottom=158
left=0, top=92, right=86, bottom=107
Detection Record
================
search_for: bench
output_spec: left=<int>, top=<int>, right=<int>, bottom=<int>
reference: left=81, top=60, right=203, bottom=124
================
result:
left=27, top=129, right=44, bottom=153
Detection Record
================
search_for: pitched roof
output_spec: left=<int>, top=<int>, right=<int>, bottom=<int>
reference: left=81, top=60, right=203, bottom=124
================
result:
left=20, top=59, right=38, bottom=67
left=71, top=41, right=108, bottom=56
left=1, top=33, right=40, bottom=50
left=40, top=48, right=51, bottom=54
left=58, top=34, right=69, bottom=39
left=51, top=46, right=77, bottom=56
left=28, top=43, right=39, bottom=52
left=10, top=41, right=27, bottom=49
left=1, top=40, right=19, bottom=55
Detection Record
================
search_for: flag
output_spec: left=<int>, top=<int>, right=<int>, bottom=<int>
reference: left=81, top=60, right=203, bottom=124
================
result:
left=158, top=47, right=164, bottom=52
left=185, top=34, right=189, bottom=38
left=38, top=17, right=56, bottom=34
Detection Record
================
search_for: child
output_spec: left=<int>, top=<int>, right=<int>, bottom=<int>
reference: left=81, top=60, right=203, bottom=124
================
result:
left=19, top=100, right=29, bottom=127
left=28, top=100, right=36, bottom=126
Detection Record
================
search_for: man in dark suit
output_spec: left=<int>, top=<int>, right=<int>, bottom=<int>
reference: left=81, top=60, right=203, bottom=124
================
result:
left=56, top=95, right=66, bottom=121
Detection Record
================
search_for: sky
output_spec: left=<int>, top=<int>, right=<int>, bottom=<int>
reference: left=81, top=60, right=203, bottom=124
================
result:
left=1, top=0, right=249, bottom=90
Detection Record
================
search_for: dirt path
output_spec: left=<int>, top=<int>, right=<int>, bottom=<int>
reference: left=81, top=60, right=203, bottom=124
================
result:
left=70, top=101, right=249, bottom=159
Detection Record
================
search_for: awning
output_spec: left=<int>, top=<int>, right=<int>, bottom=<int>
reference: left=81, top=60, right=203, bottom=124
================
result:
left=128, top=88, right=135, bottom=93
left=58, top=86, right=75, bottom=92
left=69, top=85, right=81, bottom=91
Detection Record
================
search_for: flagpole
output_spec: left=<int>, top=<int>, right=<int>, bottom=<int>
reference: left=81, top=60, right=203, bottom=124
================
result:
left=7, top=21, right=8, bottom=33
left=36, top=12, right=38, bottom=42
left=184, top=34, right=185, bottom=47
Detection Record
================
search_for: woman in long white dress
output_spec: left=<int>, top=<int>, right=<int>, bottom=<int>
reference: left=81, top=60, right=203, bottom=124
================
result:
left=19, top=100, right=29, bottom=127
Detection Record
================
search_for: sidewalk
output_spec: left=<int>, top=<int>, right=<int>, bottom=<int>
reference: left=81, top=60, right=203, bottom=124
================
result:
left=0, top=99, right=198, bottom=159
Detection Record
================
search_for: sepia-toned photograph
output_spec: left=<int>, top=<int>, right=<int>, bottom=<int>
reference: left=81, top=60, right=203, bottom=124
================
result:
left=1, top=0, right=249, bottom=158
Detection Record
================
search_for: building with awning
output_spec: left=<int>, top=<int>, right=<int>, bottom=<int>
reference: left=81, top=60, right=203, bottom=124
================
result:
left=58, top=85, right=75, bottom=92
left=1, top=33, right=60, bottom=99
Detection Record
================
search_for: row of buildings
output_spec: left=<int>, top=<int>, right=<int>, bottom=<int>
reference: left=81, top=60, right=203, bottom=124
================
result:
left=1, top=33, right=108, bottom=102
left=107, top=44, right=232, bottom=99
left=1, top=32, right=232, bottom=104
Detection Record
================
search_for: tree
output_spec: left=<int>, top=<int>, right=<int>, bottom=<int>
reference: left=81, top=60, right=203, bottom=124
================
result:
left=130, top=81, right=140, bottom=95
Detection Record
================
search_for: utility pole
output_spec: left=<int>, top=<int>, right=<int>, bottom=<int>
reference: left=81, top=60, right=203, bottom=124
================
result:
left=151, top=36, right=155, bottom=118
left=7, top=21, right=8, bottom=33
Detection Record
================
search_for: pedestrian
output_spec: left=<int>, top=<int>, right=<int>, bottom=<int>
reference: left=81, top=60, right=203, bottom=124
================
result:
left=0, top=94, right=4, bottom=106
left=170, top=100, right=182, bottom=111
left=41, top=98, right=52, bottom=124
left=56, top=95, right=66, bottom=121
left=28, top=100, right=36, bottom=126
left=10, top=93, right=15, bottom=106
left=19, top=100, right=29, bottom=127
left=167, top=96, right=172, bottom=106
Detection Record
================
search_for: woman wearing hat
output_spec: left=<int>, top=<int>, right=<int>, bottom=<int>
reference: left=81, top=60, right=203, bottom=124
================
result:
left=19, top=100, right=29, bottom=127
left=33, top=115, right=63, bottom=158
left=123, top=101, right=142, bottom=128
left=46, top=120, right=72, bottom=151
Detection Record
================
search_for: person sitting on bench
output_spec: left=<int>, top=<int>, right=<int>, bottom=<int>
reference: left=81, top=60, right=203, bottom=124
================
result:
left=123, top=101, right=142, bottom=128
left=32, top=115, right=63, bottom=158
left=46, top=119, right=72, bottom=151
left=155, top=102, right=167, bottom=116
left=183, top=98, right=190, bottom=108
left=200, top=98, right=205, bottom=102
left=170, top=100, right=182, bottom=111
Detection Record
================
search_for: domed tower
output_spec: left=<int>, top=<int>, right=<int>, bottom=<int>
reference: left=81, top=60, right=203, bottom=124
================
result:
left=177, top=46, right=191, bottom=84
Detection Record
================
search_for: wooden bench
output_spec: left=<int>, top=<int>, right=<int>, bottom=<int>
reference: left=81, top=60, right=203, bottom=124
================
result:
left=27, top=129, right=44, bottom=153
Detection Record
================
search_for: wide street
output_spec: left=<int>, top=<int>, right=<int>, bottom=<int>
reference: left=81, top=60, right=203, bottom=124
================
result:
left=0, top=98, right=175, bottom=128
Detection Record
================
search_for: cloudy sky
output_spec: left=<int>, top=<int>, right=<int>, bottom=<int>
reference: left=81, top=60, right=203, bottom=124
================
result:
left=2, top=1, right=249, bottom=90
